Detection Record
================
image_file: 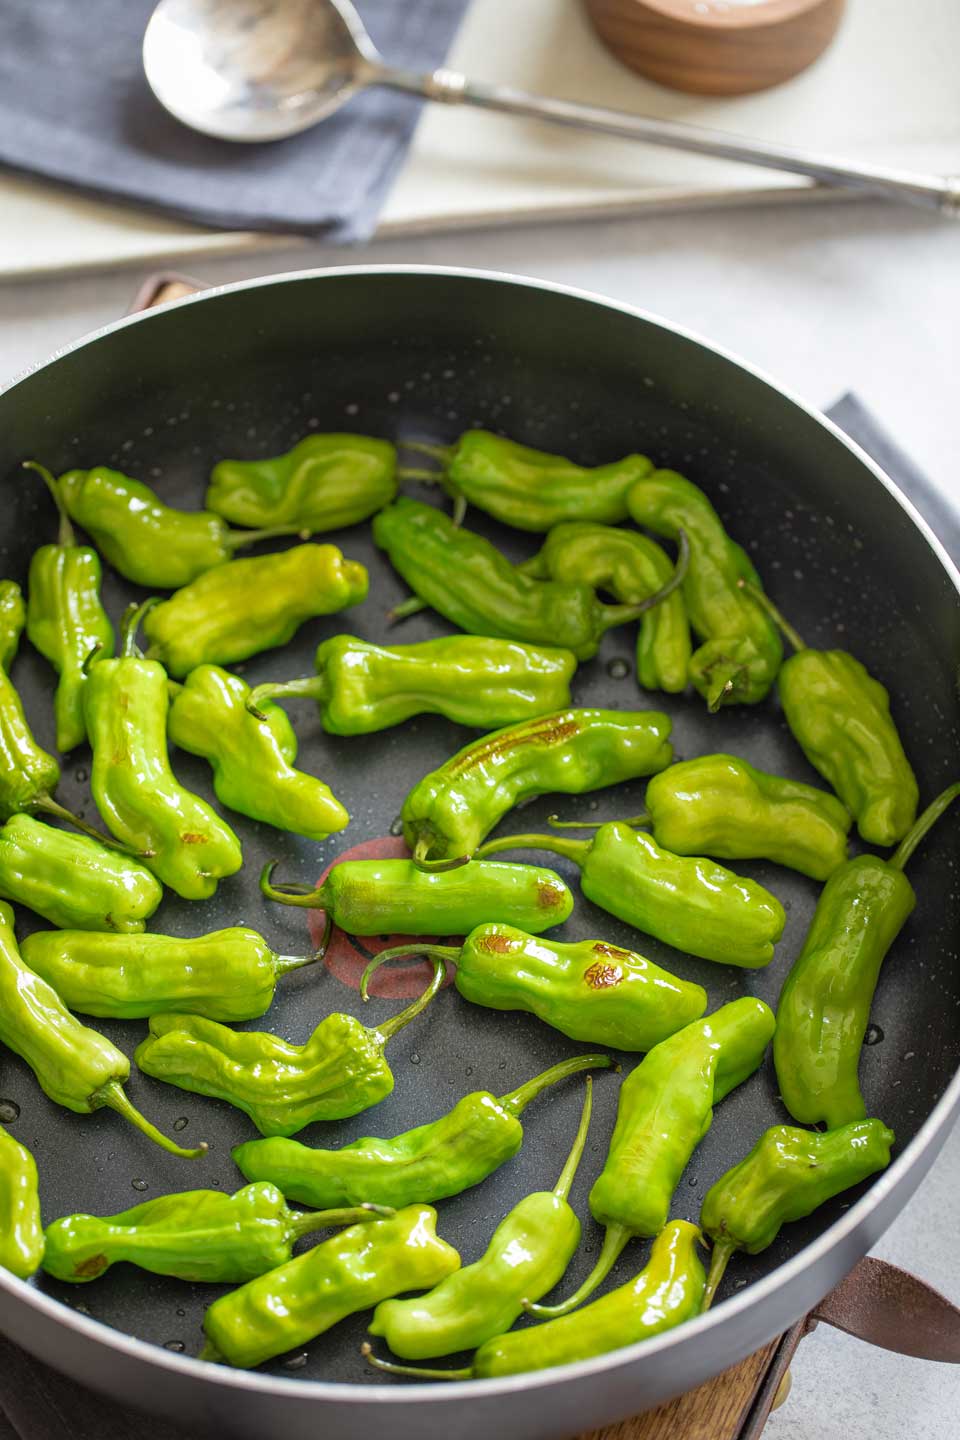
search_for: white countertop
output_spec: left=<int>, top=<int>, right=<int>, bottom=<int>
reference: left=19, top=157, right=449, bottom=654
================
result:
left=2, top=196, right=959, bottom=1437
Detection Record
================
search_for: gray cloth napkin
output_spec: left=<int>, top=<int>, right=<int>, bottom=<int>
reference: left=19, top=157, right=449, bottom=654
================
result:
left=0, top=0, right=470, bottom=240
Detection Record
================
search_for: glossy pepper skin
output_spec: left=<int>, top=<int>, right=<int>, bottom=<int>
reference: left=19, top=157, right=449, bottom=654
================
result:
left=201, top=1204, right=460, bottom=1370
left=142, top=543, right=368, bottom=679
left=85, top=602, right=243, bottom=901
left=476, top=821, right=785, bottom=968
left=42, top=1182, right=390, bottom=1285
left=24, top=462, right=114, bottom=752
left=373, top=499, right=679, bottom=660
left=0, top=815, right=162, bottom=933
left=644, top=753, right=851, bottom=881
left=247, top=634, right=577, bottom=737
left=627, top=469, right=782, bottom=709
left=135, top=960, right=445, bottom=1137
left=363, top=925, right=706, bottom=1052
left=167, top=665, right=349, bottom=842
left=0, top=1124, right=44, bottom=1279
left=402, top=708, right=673, bottom=869
left=521, top=522, right=692, bottom=693
left=0, top=900, right=204, bottom=1160
left=233, top=1054, right=612, bottom=1210
left=369, top=1080, right=593, bottom=1360
left=260, top=855, right=574, bottom=937
left=365, top=1220, right=704, bottom=1382
left=207, top=434, right=397, bottom=530
left=20, top=925, right=320, bottom=1022
left=700, top=1119, right=894, bottom=1309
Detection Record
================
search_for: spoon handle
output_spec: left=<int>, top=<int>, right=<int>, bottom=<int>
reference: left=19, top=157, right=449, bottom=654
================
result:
left=377, top=64, right=959, bottom=217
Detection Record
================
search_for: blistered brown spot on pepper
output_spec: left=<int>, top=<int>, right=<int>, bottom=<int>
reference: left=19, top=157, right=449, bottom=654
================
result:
left=592, top=942, right=630, bottom=961
left=538, top=881, right=566, bottom=909
left=181, top=832, right=208, bottom=845
left=446, top=716, right=581, bottom=778
left=479, top=932, right=516, bottom=954
left=74, top=1253, right=109, bottom=1278
left=584, top=961, right=624, bottom=989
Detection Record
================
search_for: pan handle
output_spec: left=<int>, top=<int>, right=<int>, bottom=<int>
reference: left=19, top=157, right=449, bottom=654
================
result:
left=127, top=272, right=204, bottom=314
left=808, top=1256, right=960, bottom=1362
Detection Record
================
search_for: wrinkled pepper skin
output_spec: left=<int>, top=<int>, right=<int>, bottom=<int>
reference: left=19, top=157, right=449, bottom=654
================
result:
left=627, top=470, right=782, bottom=708
left=0, top=1124, right=44, bottom=1279
left=0, top=815, right=162, bottom=933
left=402, top=708, right=673, bottom=866
left=207, top=434, right=397, bottom=531
left=167, top=665, right=349, bottom=842
left=202, top=1205, right=460, bottom=1370
left=522, top=522, right=692, bottom=693
left=247, top=634, right=577, bottom=736
left=233, top=1054, right=612, bottom=1210
left=20, top=925, right=313, bottom=1022
left=644, top=753, right=851, bottom=881
left=142, top=543, right=369, bottom=678
left=42, top=1182, right=387, bottom=1285
left=0, top=582, right=63, bottom=823
left=477, top=821, right=785, bottom=968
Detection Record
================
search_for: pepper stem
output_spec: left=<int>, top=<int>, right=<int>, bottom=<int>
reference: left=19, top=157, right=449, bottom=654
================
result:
left=360, top=1343, right=470, bottom=1382
left=701, top=1237, right=737, bottom=1312
left=260, top=859, right=327, bottom=908
left=546, top=812, right=649, bottom=831
left=97, top=1082, right=207, bottom=1159
left=889, top=781, right=960, bottom=872
left=119, top=598, right=163, bottom=658
left=412, top=835, right=470, bottom=872
left=525, top=1222, right=631, bottom=1318
left=396, top=467, right=444, bottom=483
left=599, top=529, right=691, bottom=633
left=361, top=944, right=460, bottom=1001
left=286, top=1202, right=395, bottom=1241
left=199, top=1341, right=222, bottom=1363
left=224, top=523, right=314, bottom=551
left=499, top=1053, right=613, bottom=1119
left=273, top=913, right=333, bottom=976
left=553, top=1078, right=593, bottom=1202
left=701, top=657, right=749, bottom=713
left=388, top=594, right=429, bottom=623
left=375, top=958, right=446, bottom=1042
left=473, top=831, right=589, bottom=867
left=23, top=461, right=76, bottom=547
left=397, top=440, right=454, bottom=466
left=246, top=674, right=326, bottom=722
left=736, top=578, right=807, bottom=653
left=32, top=794, right=151, bottom=858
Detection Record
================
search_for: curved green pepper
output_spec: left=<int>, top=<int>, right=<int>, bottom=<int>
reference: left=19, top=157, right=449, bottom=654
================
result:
left=361, top=925, right=706, bottom=1051
left=201, top=1204, right=460, bottom=1370
left=402, top=708, right=673, bottom=869
left=233, top=1054, right=613, bottom=1210
left=24, top=462, right=114, bottom=752
left=142, top=543, right=368, bottom=679
left=85, top=602, right=243, bottom=900
left=0, top=900, right=204, bottom=1159
left=701, top=1118, right=895, bottom=1309
left=476, top=821, right=785, bottom=968
left=167, top=665, right=349, bottom=843
left=627, top=469, right=782, bottom=708
left=134, top=960, right=444, bottom=1136
left=42, top=1182, right=391, bottom=1285
left=520, top=521, right=692, bottom=693
left=364, top=1219, right=704, bottom=1381
left=0, top=815, right=162, bottom=933
left=0, top=1123, right=44, bottom=1279
left=247, top=634, right=577, bottom=736
left=368, top=1080, right=593, bottom=1359
left=775, top=782, right=959, bottom=1130
left=207, top=434, right=397, bottom=530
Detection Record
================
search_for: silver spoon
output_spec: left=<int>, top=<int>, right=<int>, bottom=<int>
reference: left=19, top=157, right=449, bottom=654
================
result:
left=143, top=0, right=959, bottom=216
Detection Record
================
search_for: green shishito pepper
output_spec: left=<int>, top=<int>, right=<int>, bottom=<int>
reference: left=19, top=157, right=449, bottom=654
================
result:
left=167, top=665, right=349, bottom=843
left=642, top=753, right=852, bottom=882
left=55, top=465, right=313, bottom=589
left=24, top=462, right=115, bottom=753
left=259, top=854, right=573, bottom=936
left=134, top=960, right=445, bottom=1137
left=400, top=431, right=653, bottom=531
left=700, top=1119, right=894, bottom=1310
left=364, top=1219, right=704, bottom=1382
left=528, top=997, right=775, bottom=1319
left=206, top=433, right=397, bottom=531
left=246, top=635, right=577, bottom=736
left=0, top=815, right=162, bottom=933
left=742, top=584, right=919, bottom=846
left=233, top=1054, right=613, bottom=1210
left=0, top=1123, right=44, bottom=1279
left=373, top=499, right=684, bottom=660
left=402, top=708, right=673, bottom=870
left=775, top=782, right=959, bottom=1130
left=361, top=925, right=706, bottom=1052
left=42, top=1183, right=392, bottom=1285
left=520, top=522, right=692, bottom=694
left=20, top=923, right=325, bottom=1022
left=0, top=900, right=204, bottom=1159
left=476, top=821, right=784, bottom=968
left=141, top=542, right=368, bottom=679
left=369, top=1080, right=593, bottom=1359
left=85, top=602, right=243, bottom=901
left=627, top=469, right=782, bottom=709
left=201, top=1204, right=460, bottom=1370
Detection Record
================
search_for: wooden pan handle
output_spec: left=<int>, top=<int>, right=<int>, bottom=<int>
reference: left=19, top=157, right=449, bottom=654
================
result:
left=126, top=272, right=204, bottom=314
